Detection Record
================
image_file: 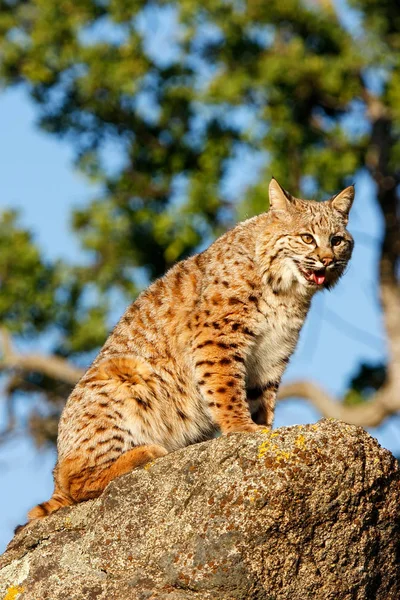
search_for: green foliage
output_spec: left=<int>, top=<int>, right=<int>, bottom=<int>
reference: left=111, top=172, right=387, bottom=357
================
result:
left=0, top=0, right=399, bottom=433
left=0, top=211, right=56, bottom=334
left=0, top=210, right=108, bottom=356
left=343, top=363, right=387, bottom=406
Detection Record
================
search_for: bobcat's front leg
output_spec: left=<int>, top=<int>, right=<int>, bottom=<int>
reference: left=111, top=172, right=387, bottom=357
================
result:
left=248, top=380, right=281, bottom=428
left=193, top=331, right=262, bottom=434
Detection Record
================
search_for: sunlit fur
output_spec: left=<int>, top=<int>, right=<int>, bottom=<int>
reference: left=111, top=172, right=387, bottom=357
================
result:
left=23, top=179, right=354, bottom=528
left=257, top=186, right=354, bottom=294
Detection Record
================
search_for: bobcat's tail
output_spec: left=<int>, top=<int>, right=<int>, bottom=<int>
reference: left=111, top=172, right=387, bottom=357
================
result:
left=27, top=490, right=74, bottom=521
left=14, top=490, right=74, bottom=534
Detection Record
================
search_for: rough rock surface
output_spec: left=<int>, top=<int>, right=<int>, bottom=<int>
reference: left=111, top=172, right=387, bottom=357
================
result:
left=1, top=419, right=399, bottom=600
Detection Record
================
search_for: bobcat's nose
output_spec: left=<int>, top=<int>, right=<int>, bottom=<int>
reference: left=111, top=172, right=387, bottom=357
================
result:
left=320, top=256, right=333, bottom=267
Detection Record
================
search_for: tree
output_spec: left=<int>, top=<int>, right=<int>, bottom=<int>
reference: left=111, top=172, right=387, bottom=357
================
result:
left=0, top=0, right=398, bottom=445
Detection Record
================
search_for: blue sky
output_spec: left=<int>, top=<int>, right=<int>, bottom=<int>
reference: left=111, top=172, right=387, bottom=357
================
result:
left=0, top=84, right=399, bottom=553
left=0, top=88, right=86, bottom=263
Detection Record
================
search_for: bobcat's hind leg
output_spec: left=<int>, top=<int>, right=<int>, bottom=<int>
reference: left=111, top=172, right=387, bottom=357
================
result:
left=65, top=444, right=168, bottom=503
left=26, top=445, right=168, bottom=524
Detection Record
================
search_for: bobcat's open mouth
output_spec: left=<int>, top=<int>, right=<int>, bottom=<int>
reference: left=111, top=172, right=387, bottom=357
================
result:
left=298, top=266, right=326, bottom=286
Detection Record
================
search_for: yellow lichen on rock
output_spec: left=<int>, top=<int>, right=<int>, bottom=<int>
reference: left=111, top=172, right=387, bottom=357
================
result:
left=295, top=434, right=306, bottom=449
left=275, top=449, right=291, bottom=462
left=258, top=431, right=308, bottom=463
left=3, top=586, right=24, bottom=600
left=144, top=460, right=155, bottom=471
left=248, top=489, right=260, bottom=502
left=257, top=435, right=273, bottom=460
left=257, top=434, right=291, bottom=462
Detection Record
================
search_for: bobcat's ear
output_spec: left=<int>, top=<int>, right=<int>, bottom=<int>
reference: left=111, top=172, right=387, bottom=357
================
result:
left=330, top=185, right=355, bottom=221
left=268, top=178, right=294, bottom=213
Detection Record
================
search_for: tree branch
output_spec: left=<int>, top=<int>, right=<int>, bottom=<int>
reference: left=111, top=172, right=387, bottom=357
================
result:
left=0, top=329, right=84, bottom=385
left=278, top=380, right=400, bottom=428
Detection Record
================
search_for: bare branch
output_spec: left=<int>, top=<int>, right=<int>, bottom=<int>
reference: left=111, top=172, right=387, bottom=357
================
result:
left=381, top=281, right=400, bottom=389
left=278, top=380, right=400, bottom=428
left=361, top=87, right=391, bottom=122
left=0, top=328, right=84, bottom=385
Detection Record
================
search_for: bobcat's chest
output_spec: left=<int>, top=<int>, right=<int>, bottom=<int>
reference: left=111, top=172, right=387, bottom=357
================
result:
left=245, top=308, right=304, bottom=387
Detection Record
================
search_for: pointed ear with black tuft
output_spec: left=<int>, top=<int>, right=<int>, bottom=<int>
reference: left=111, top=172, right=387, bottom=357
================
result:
left=268, top=178, right=294, bottom=213
left=330, top=185, right=355, bottom=221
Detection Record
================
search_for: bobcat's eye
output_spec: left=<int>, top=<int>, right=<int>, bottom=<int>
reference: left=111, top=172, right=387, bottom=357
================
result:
left=301, top=234, right=315, bottom=245
left=331, top=236, right=343, bottom=247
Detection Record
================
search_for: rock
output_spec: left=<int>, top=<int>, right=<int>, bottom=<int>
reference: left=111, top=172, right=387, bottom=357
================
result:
left=0, top=419, right=399, bottom=599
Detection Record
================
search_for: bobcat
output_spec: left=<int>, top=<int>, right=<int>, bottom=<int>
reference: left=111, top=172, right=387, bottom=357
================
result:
left=26, top=178, right=354, bottom=523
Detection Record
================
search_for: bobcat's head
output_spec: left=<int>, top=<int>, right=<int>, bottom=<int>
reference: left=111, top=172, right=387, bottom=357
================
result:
left=263, top=178, right=354, bottom=293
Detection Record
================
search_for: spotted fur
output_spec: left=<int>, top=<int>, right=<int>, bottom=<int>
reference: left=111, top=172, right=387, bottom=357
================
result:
left=26, top=179, right=354, bottom=523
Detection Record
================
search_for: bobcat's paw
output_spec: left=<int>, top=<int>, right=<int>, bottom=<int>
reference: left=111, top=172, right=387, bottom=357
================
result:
left=147, top=445, right=169, bottom=459
left=224, top=422, right=269, bottom=435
